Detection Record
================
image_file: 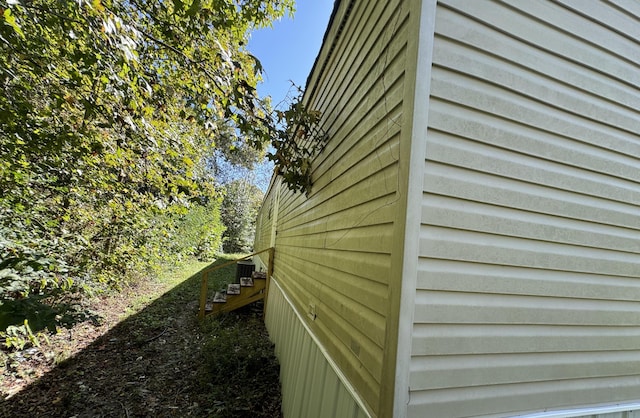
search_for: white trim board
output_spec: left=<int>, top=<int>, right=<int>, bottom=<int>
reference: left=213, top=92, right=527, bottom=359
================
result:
left=514, top=402, right=640, bottom=418
left=268, top=277, right=373, bottom=418
left=393, top=0, right=438, bottom=416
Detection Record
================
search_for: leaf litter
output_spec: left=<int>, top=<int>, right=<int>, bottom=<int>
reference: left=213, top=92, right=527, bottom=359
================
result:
left=0, top=263, right=282, bottom=417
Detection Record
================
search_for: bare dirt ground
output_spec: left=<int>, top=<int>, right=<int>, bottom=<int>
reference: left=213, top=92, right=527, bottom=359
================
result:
left=0, top=259, right=282, bottom=418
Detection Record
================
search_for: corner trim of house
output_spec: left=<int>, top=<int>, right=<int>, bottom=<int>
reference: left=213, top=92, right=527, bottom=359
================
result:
left=269, top=277, right=374, bottom=418
left=512, top=402, right=640, bottom=418
left=269, top=179, right=281, bottom=249
left=391, top=1, right=438, bottom=417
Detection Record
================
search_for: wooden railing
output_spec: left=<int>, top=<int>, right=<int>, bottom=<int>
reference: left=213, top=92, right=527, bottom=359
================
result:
left=198, top=247, right=274, bottom=319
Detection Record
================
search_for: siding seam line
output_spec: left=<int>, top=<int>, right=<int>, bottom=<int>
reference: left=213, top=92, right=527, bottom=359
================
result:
left=270, top=277, right=374, bottom=418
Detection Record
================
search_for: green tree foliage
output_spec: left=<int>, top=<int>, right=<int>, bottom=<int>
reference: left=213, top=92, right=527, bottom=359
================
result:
left=269, top=86, right=328, bottom=194
left=220, top=180, right=264, bottom=254
left=0, top=0, right=298, bottom=342
left=170, top=196, right=226, bottom=262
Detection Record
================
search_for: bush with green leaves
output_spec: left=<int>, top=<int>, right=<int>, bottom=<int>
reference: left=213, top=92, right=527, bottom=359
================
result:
left=0, top=220, right=95, bottom=347
left=168, top=197, right=226, bottom=261
left=221, top=180, right=264, bottom=254
left=0, top=0, right=327, bottom=347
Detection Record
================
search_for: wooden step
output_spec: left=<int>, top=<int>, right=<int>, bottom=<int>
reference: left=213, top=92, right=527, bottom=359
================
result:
left=209, top=276, right=268, bottom=315
left=227, top=283, right=241, bottom=295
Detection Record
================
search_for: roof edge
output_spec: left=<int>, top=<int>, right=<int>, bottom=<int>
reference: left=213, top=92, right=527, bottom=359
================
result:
left=304, top=0, right=354, bottom=101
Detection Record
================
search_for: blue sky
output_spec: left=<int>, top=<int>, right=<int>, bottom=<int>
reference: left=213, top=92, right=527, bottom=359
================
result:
left=248, top=0, right=335, bottom=106
left=244, top=1, right=334, bottom=191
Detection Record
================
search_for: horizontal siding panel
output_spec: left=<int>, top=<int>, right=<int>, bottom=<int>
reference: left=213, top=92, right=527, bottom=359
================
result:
left=555, top=0, right=640, bottom=41
left=313, top=103, right=403, bottom=194
left=412, top=324, right=640, bottom=356
left=276, top=246, right=389, bottom=317
left=313, top=0, right=407, bottom=136
left=304, top=132, right=399, bottom=212
left=608, top=0, right=640, bottom=19
left=407, top=375, right=640, bottom=418
left=412, top=1, right=640, bottom=416
left=414, top=289, right=640, bottom=326
left=429, top=70, right=638, bottom=157
left=432, top=37, right=639, bottom=133
left=420, top=226, right=640, bottom=277
left=275, top=246, right=390, bottom=286
left=279, top=163, right=399, bottom=228
left=410, top=351, right=640, bottom=391
left=596, top=412, right=640, bottom=418
left=423, top=195, right=640, bottom=254
left=278, top=188, right=397, bottom=236
left=312, top=0, right=399, bottom=109
left=425, top=130, right=640, bottom=205
left=428, top=101, right=640, bottom=183
left=424, top=162, right=640, bottom=231
left=323, top=104, right=402, bottom=183
left=279, top=223, right=394, bottom=254
left=434, top=6, right=640, bottom=112
left=313, top=39, right=407, bottom=189
left=277, top=195, right=397, bottom=244
left=313, top=314, right=384, bottom=380
left=276, top=261, right=387, bottom=348
left=508, top=1, right=640, bottom=65
left=439, top=0, right=640, bottom=86
left=312, top=11, right=406, bottom=188
left=417, top=259, right=640, bottom=302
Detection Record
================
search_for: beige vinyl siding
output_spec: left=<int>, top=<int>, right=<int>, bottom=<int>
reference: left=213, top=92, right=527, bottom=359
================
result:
left=412, top=0, right=640, bottom=417
left=253, top=177, right=279, bottom=268
left=261, top=0, right=412, bottom=415
left=265, top=279, right=369, bottom=418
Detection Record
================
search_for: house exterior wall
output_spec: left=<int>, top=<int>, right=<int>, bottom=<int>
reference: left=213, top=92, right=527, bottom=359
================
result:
left=255, top=0, right=416, bottom=416
left=411, top=1, right=640, bottom=417
left=254, top=177, right=280, bottom=271
left=265, top=277, right=370, bottom=418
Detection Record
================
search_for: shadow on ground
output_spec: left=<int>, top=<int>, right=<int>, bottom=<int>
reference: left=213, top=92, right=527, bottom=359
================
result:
left=0, top=257, right=282, bottom=418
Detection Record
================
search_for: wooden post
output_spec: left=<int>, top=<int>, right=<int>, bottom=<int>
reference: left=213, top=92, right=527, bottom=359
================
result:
left=198, top=270, right=208, bottom=320
left=263, top=247, right=275, bottom=319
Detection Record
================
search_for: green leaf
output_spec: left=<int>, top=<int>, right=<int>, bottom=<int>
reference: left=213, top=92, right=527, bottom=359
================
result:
left=3, top=8, right=25, bottom=39
left=0, top=0, right=298, bottom=334
left=186, top=0, right=201, bottom=17
left=173, top=0, right=185, bottom=12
